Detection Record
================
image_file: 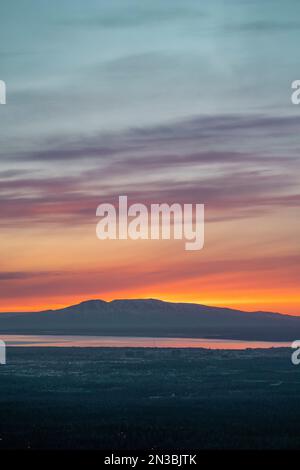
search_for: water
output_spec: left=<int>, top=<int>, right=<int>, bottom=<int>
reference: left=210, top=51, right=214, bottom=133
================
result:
left=0, top=335, right=291, bottom=349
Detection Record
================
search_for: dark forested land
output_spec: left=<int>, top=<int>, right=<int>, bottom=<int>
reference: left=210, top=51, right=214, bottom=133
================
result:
left=0, top=347, right=299, bottom=450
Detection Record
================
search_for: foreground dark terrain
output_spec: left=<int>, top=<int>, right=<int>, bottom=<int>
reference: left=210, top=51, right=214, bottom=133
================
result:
left=0, top=347, right=299, bottom=449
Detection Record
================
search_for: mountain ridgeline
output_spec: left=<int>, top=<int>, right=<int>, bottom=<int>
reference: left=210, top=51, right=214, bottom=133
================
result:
left=0, top=299, right=299, bottom=341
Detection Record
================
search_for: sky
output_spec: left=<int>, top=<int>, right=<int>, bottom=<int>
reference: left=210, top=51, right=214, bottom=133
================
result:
left=0, top=0, right=300, bottom=314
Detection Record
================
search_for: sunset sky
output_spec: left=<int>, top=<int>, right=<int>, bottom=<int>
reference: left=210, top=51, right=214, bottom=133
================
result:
left=0, top=0, right=300, bottom=314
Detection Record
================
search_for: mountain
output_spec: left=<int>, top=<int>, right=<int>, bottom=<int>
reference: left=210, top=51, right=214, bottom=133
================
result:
left=0, top=299, right=299, bottom=341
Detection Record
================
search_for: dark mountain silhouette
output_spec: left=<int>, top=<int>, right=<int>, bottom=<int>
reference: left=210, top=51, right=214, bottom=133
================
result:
left=0, top=299, right=299, bottom=341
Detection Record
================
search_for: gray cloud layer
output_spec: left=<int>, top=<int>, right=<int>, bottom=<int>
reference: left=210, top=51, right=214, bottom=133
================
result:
left=1, top=113, right=299, bottom=227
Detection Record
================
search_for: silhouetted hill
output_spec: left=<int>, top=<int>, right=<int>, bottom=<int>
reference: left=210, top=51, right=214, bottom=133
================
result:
left=0, top=299, right=299, bottom=341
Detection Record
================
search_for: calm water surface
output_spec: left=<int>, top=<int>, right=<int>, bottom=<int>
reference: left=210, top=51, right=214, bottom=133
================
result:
left=0, top=335, right=291, bottom=349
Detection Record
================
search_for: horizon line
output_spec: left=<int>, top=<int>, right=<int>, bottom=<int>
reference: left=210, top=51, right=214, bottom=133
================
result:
left=0, top=296, right=296, bottom=318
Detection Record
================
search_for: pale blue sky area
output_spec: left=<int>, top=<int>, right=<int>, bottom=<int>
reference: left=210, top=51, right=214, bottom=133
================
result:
left=1, top=0, right=299, bottom=143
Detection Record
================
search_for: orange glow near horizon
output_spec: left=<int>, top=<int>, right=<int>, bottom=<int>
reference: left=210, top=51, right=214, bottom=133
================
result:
left=0, top=206, right=299, bottom=316
left=0, top=296, right=299, bottom=316
left=0, top=280, right=299, bottom=316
